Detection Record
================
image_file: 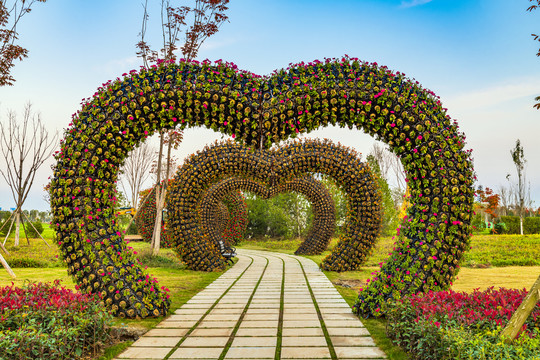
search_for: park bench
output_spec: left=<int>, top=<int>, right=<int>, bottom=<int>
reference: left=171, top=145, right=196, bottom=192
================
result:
left=218, top=240, right=236, bottom=264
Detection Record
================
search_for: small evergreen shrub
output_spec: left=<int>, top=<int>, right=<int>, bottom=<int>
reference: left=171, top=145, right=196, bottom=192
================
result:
left=24, top=221, right=44, bottom=238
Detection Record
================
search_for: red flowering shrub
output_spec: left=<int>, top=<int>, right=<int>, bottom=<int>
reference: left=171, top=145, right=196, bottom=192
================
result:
left=387, top=287, right=540, bottom=360
left=0, top=281, right=113, bottom=360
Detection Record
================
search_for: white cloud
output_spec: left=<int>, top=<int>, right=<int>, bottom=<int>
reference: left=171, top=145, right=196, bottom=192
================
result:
left=444, top=76, right=540, bottom=112
left=400, top=0, right=433, bottom=8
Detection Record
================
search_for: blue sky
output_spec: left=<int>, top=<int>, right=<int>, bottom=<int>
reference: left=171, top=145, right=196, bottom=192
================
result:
left=0, top=0, right=539, bottom=211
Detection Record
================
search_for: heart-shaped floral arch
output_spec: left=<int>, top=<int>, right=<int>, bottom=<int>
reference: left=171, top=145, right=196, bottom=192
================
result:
left=206, top=189, right=247, bottom=246
left=195, top=173, right=336, bottom=258
left=50, top=56, right=474, bottom=318
left=168, top=139, right=380, bottom=272
left=200, top=176, right=335, bottom=253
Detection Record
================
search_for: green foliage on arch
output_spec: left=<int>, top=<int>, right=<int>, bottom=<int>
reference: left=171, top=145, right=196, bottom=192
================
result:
left=50, top=56, right=474, bottom=318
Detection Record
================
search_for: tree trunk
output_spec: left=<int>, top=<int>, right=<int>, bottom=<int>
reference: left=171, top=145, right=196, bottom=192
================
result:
left=152, top=133, right=173, bottom=256
left=151, top=131, right=165, bottom=253
left=0, top=251, right=15, bottom=279
left=520, top=215, right=524, bottom=235
left=295, top=196, right=301, bottom=238
left=14, top=211, right=20, bottom=246
left=152, top=205, right=162, bottom=256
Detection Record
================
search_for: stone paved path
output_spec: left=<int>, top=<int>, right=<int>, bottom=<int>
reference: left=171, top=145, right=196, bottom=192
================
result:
left=116, top=249, right=387, bottom=360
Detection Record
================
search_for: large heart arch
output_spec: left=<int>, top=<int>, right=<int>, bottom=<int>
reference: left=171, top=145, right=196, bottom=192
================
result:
left=50, top=56, right=474, bottom=318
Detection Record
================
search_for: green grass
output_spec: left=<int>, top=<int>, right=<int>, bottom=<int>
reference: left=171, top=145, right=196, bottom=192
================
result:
left=97, top=341, right=133, bottom=360
left=451, top=266, right=540, bottom=292
left=461, top=234, right=540, bottom=267
left=2, top=237, right=63, bottom=269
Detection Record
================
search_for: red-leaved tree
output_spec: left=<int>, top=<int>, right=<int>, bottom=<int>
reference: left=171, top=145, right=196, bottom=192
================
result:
left=476, top=186, right=501, bottom=218
left=0, top=0, right=47, bottom=87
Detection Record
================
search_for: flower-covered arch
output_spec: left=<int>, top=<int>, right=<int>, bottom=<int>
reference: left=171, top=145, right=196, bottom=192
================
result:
left=209, top=190, right=248, bottom=246
left=198, top=175, right=336, bottom=256
left=167, top=139, right=381, bottom=272
left=50, top=56, right=474, bottom=318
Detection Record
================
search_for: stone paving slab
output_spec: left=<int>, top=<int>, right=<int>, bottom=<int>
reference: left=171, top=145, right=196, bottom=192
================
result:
left=115, top=249, right=386, bottom=360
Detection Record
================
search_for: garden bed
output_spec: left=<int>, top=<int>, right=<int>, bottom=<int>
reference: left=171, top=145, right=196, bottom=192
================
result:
left=0, top=281, right=113, bottom=360
left=386, top=287, right=540, bottom=360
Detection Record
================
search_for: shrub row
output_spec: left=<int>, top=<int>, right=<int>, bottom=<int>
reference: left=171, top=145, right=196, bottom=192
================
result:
left=493, top=216, right=540, bottom=234
left=0, top=281, right=113, bottom=360
left=386, top=287, right=540, bottom=360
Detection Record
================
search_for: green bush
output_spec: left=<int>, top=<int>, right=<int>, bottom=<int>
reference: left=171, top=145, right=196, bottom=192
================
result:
left=524, top=217, right=540, bottom=234
left=493, top=216, right=540, bottom=234
left=8, top=257, right=51, bottom=268
left=444, top=327, right=540, bottom=360
left=24, top=221, right=44, bottom=238
left=0, top=219, right=15, bottom=236
left=125, top=220, right=138, bottom=235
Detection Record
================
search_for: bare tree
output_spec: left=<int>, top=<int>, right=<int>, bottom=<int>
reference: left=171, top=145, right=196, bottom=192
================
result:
left=136, top=0, right=230, bottom=66
left=0, top=0, right=47, bottom=87
left=498, top=184, right=510, bottom=216
left=509, top=139, right=527, bottom=235
left=120, top=141, right=154, bottom=211
left=150, top=151, right=178, bottom=184
left=369, top=143, right=406, bottom=209
left=369, top=143, right=391, bottom=180
left=0, top=103, right=57, bottom=246
left=150, top=130, right=182, bottom=255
